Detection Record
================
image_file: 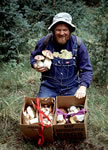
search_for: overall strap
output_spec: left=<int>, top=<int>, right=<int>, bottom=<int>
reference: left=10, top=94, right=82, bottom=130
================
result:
left=42, top=33, right=52, bottom=50
left=72, top=36, right=81, bottom=57
left=76, top=36, right=81, bottom=47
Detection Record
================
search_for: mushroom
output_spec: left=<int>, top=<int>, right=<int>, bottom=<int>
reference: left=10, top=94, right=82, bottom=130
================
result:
left=70, top=116, right=77, bottom=124
left=26, top=106, right=36, bottom=119
left=29, top=117, right=39, bottom=124
left=34, top=55, right=45, bottom=67
left=34, top=51, right=53, bottom=69
left=42, top=50, right=54, bottom=69
left=53, top=49, right=72, bottom=59
left=43, top=118, right=51, bottom=125
left=23, top=111, right=30, bottom=124
left=75, top=114, right=85, bottom=122
left=34, top=55, right=45, bottom=61
left=49, top=113, right=53, bottom=121
left=57, top=114, right=66, bottom=124
left=29, top=110, right=39, bottom=124
left=70, top=114, right=84, bottom=124
left=43, top=58, right=52, bottom=69
left=42, top=50, right=54, bottom=60
left=68, top=106, right=79, bottom=115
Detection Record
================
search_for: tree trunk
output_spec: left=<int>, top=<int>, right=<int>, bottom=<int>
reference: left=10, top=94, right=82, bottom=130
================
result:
left=52, top=0, right=56, bottom=7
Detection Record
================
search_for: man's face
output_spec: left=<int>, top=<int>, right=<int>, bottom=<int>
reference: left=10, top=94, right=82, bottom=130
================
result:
left=54, top=23, right=71, bottom=45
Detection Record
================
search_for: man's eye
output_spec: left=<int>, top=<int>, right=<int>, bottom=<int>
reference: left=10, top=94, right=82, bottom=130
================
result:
left=56, top=29, right=60, bottom=32
left=63, top=29, right=68, bottom=32
left=55, top=29, right=68, bottom=32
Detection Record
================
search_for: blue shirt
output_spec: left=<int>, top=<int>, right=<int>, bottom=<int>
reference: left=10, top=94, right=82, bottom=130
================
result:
left=30, top=34, right=93, bottom=88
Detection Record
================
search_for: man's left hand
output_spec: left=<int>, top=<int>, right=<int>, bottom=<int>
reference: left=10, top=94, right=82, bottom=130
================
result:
left=74, top=86, right=86, bottom=99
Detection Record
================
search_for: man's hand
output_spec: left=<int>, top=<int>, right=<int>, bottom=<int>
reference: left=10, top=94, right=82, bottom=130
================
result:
left=74, top=86, right=86, bottom=99
left=33, top=63, right=48, bottom=72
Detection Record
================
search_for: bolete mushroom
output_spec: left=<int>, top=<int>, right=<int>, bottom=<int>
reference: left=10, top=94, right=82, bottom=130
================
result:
left=34, top=55, right=45, bottom=68
left=57, top=114, right=66, bottom=124
left=26, top=106, right=36, bottom=119
left=42, top=50, right=54, bottom=60
left=42, top=50, right=54, bottom=69
left=34, top=55, right=45, bottom=61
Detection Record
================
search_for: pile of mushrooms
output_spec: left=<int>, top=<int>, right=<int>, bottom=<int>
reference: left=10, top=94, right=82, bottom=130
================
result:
left=57, top=106, right=85, bottom=124
left=23, top=103, right=53, bottom=126
left=34, top=50, right=53, bottom=69
left=41, top=104, right=53, bottom=125
left=68, top=106, right=85, bottom=124
left=23, top=106, right=38, bottom=125
left=53, top=49, right=72, bottom=59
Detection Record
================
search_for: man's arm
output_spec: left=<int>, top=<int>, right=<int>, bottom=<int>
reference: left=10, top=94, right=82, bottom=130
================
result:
left=30, top=36, right=46, bottom=68
left=75, top=41, right=93, bottom=98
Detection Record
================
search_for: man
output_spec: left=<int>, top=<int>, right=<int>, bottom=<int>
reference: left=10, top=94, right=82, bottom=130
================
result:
left=30, top=12, right=92, bottom=99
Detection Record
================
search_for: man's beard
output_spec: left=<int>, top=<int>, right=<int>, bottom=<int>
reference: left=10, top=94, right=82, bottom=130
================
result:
left=57, top=37, right=67, bottom=45
left=55, top=35, right=70, bottom=45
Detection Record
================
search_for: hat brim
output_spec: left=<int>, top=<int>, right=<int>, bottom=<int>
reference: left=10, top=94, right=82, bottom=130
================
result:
left=48, top=19, right=76, bottom=32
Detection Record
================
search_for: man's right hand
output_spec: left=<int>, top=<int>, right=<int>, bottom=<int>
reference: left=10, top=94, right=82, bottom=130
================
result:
left=33, top=63, right=48, bottom=72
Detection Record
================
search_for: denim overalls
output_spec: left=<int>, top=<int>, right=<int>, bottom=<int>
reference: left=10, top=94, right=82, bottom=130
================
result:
left=37, top=37, right=79, bottom=98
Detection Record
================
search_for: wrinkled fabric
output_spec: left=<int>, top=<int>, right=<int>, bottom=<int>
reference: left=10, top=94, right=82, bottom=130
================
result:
left=30, top=35, right=93, bottom=97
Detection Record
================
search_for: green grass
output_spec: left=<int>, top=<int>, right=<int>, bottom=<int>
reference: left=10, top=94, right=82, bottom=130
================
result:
left=0, top=55, right=108, bottom=150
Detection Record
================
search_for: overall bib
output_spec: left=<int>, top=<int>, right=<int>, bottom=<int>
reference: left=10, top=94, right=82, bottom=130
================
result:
left=37, top=37, right=79, bottom=98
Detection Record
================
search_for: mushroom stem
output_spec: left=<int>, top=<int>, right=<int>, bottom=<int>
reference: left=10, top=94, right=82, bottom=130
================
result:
left=36, top=60, right=44, bottom=67
left=44, top=58, right=52, bottom=69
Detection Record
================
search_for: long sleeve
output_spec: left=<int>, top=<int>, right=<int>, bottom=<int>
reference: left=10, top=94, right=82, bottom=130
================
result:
left=30, top=36, right=46, bottom=68
left=77, top=42, right=93, bottom=88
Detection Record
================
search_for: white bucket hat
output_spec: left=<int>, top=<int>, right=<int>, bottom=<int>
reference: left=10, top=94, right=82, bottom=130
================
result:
left=48, top=12, right=76, bottom=32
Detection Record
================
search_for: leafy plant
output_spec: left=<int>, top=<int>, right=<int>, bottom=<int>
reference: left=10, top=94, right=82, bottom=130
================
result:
left=0, top=0, right=108, bottom=85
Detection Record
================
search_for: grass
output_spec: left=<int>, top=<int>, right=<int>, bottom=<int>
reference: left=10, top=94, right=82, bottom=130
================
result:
left=0, top=55, right=108, bottom=150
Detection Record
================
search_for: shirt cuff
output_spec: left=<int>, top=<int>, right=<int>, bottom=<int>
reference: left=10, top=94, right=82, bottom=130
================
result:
left=80, top=82, right=89, bottom=88
left=31, top=61, right=36, bottom=68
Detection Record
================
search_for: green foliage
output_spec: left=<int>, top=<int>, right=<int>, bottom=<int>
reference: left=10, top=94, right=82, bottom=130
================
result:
left=73, top=2, right=108, bottom=85
left=83, top=0, right=106, bottom=6
left=0, top=0, right=47, bottom=61
left=0, top=0, right=108, bottom=84
left=89, top=4, right=108, bottom=85
left=0, top=0, right=29, bottom=60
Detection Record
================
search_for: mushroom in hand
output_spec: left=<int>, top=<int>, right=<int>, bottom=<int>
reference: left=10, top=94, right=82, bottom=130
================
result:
left=34, top=55, right=45, bottom=68
left=42, top=50, right=54, bottom=69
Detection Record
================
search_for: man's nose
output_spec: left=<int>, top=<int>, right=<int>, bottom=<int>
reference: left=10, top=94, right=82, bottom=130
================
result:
left=59, top=30, right=64, bottom=35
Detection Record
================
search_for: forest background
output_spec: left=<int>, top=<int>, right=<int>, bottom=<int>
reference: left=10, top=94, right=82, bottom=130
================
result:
left=0, top=0, right=108, bottom=150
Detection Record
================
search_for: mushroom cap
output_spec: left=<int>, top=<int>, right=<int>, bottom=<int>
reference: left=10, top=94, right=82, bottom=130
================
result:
left=59, top=108, right=67, bottom=113
left=34, top=55, right=45, bottom=60
left=42, top=50, right=54, bottom=59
